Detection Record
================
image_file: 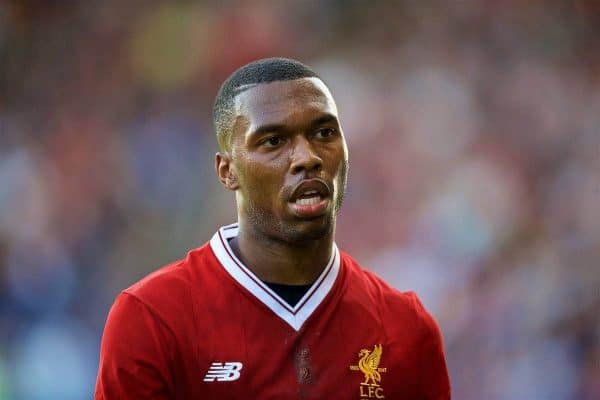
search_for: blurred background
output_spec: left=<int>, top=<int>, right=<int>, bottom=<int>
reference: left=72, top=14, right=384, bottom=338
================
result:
left=0, top=0, right=599, bottom=398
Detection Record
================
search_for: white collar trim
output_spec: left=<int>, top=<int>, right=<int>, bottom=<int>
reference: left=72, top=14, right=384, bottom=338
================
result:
left=209, top=222, right=340, bottom=331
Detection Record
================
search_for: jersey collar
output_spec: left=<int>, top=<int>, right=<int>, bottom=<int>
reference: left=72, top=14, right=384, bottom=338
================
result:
left=209, top=222, right=341, bottom=331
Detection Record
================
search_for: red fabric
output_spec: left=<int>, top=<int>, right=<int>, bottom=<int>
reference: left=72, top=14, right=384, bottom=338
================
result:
left=95, top=243, right=451, bottom=399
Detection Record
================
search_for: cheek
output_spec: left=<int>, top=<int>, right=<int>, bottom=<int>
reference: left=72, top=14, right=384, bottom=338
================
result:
left=329, top=148, right=349, bottom=191
left=237, top=157, right=286, bottom=199
left=333, top=159, right=348, bottom=189
left=325, top=145, right=347, bottom=174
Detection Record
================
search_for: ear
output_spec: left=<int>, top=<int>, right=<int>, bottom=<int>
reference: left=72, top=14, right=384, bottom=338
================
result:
left=215, top=152, right=239, bottom=191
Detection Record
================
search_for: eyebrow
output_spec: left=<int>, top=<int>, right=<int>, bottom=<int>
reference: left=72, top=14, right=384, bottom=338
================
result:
left=248, top=113, right=339, bottom=139
left=311, top=113, right=338, bottom=127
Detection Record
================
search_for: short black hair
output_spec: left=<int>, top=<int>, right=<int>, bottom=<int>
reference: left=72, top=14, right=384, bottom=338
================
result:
left=213, top=57, right=320, bottom=151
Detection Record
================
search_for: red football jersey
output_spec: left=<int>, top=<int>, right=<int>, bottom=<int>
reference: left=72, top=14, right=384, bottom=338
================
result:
left=95, top=223, right=451, bottom=399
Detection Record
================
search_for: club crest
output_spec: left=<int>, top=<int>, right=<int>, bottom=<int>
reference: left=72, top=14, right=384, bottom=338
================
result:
left=349, top=344, right=387, bottom=399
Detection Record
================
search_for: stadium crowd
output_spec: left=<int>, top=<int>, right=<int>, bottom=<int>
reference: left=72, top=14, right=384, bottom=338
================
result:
left=0, top=1, right=598, bottom=399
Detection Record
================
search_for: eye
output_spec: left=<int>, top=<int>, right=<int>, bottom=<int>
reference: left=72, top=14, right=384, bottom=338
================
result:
left=315, top=127, right=335, bottom=139
left=261, top=136, right=283, bottom=148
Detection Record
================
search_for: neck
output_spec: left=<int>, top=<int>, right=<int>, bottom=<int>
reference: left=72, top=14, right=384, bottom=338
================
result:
left=230, top=222, right=335, bottom=285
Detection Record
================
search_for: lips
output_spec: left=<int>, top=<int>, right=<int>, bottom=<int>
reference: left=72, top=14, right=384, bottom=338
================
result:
left=288, top=179, right=331, bottom=219
left=290, top=179, right=331, bottom=201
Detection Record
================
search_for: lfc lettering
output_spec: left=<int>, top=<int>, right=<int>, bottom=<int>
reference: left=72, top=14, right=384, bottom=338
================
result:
left=360, top=384, right=385, bottom=399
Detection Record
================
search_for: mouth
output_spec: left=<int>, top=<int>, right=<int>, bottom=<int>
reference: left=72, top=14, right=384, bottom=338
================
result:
left=288, top=179, right=331, bottom=219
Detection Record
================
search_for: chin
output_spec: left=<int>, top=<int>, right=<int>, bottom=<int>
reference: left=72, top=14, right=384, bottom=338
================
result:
left=280, top=215, right=334, bottom=244
left=246, top=207, right=335, bottom=245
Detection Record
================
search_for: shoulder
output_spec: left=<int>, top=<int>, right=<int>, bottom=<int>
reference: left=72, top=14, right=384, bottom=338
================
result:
left=119, top=243, right=217, bottom=321
left=339, top=253, right=451, bottom=397
left=340, top=251, right=438, bottom=331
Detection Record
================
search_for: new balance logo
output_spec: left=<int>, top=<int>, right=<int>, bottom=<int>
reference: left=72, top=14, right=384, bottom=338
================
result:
left=203, top=362, right=243, bottom=382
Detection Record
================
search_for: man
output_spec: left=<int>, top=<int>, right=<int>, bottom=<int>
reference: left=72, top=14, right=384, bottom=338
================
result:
left=95, top=58, right=451, bottom=399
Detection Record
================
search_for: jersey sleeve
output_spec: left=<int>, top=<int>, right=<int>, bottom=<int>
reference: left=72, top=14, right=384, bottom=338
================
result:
left=95, top=292, right=175, bottom=399
left=412, top=293, right=451, bottom=400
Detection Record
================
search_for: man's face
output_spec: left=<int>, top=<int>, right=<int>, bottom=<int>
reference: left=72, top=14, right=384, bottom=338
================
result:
left=220, top=77, right=348, bottom=244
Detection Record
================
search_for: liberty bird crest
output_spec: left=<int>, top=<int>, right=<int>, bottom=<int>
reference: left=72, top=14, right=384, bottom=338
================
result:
left=357, top=344, right=383, bottom=385
left=349, top=344, right=387, bottom=386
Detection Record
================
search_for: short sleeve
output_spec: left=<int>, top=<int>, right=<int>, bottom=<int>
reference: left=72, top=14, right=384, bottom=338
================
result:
left=412, top=294, right=451, bottom=399
left=94, top=292, right=174, bottom=399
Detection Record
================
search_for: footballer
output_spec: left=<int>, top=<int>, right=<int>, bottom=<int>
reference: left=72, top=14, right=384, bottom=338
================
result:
left=95, top=58, right=451, bottom=399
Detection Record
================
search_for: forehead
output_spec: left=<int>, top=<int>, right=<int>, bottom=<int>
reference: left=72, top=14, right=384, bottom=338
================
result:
left=233, top=77, right=338, bottom=131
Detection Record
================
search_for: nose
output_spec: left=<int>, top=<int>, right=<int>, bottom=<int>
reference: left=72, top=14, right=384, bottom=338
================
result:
left=290, top=136, right=323, bottom=175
